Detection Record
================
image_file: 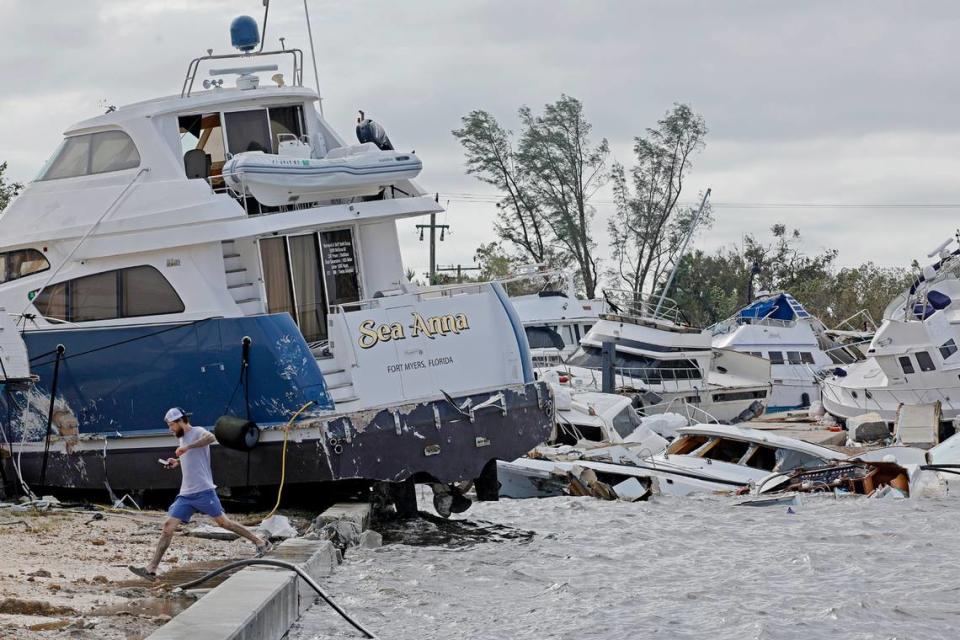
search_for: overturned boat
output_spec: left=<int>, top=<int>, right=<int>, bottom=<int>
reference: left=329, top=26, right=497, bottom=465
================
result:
left=0, top=16, right=553, bottom=507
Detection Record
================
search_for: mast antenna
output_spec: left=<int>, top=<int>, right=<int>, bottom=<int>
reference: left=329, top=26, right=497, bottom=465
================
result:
left=303, top=0, right=323, bottom=115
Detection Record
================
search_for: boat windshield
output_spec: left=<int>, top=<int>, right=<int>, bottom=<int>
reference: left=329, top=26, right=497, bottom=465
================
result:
left=773, top=448, right=830, bottom=473
left=568, top=345, right=701, bottom=380
left=610, top=405, right=641, bottom=439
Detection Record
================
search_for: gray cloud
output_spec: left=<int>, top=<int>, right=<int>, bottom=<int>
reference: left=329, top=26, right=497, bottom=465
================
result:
left=2, top=0, right=958, bottom=283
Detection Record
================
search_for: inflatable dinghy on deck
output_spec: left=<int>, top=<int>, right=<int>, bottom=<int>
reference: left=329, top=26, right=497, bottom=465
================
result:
left=223, top=142, right=422, bottom=205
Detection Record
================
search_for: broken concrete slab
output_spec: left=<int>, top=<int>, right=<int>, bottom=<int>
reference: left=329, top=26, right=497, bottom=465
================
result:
left=313, top=503, right=371, bottom=531
left=185, top=525, right=239, bottom=541
left=358, top=530, right=382, bottom=549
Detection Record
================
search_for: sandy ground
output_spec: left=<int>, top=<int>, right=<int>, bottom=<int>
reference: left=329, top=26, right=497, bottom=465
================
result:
left=0, top=504, right=268, bottom=640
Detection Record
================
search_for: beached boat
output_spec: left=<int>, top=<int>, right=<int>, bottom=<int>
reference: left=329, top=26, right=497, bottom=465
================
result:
left=550, top=290, right=772, bottom=423
left=821, top=237, right=960, bottom=425
left=711, top=292, right=837, bottom=412
left=0, top=14, right=553, bottom=507
left=503, top=269, right=606, bottom=367
left=500, top=423, right=848, bottom=498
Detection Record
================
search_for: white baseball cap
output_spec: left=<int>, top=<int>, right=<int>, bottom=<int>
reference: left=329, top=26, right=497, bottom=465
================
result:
left=164, top=407, right=191, bottom=423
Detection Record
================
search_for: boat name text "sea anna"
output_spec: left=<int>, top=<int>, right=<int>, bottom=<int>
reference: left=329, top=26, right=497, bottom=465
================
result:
left=358, top=312, right=471, bottom=349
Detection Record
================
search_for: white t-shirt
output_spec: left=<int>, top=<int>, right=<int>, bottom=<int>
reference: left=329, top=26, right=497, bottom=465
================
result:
left=178, top=427, right=217, bottom=496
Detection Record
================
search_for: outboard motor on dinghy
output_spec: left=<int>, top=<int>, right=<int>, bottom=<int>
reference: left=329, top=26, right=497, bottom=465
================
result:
left=356, top=110, right=394, bottom=150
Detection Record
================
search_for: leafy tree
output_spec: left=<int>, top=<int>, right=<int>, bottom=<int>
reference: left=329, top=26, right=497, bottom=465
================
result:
left=517, top=95, right=608, bottom=299
left=607, top=104, right=709, bottom=301
left=0, top=162, right=23, bottom=211
left=452, top=112, right=551, bottom=266
left=671, top=225, right=912, bottom=328
left=455, top=95, right=608, bottom=298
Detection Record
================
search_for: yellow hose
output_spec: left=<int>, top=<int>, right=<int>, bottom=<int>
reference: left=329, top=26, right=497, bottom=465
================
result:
left=265, top=400, right=315, bottom=519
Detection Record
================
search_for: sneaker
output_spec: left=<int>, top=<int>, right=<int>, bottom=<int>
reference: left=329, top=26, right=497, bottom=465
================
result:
left=128, top=565, right=158, bottom=581
left=255, top=540, right=274, bottom=558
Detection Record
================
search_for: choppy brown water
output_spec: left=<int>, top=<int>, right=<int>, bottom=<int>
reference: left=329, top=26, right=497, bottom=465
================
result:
left=291, top=493, right=960, bottom=640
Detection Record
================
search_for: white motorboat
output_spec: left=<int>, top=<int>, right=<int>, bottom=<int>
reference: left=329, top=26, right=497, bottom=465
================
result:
left=503, top=269, right=607, bottom=366
left=821, top=236, right=960, bottom=424
left=711, top=292, right=836, bottom=412
left=223, top=142, right=422, bottom=205
left=552, top=290, right=772, bottom=423
left=499, top=423, right=848, bottom=498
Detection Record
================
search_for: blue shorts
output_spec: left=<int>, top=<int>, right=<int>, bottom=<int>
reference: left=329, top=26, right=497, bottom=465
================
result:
left=168, top=489, right=224, bottom=523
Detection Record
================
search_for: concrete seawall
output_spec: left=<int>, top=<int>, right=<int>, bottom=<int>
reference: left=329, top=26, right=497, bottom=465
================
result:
left=147, top=539, right=337, bottom=640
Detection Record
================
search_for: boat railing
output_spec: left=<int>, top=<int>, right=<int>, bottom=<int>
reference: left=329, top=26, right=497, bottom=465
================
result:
left=821, top=379, right=959, bottom=413
left=646, top=397, right=721, bottom=425
left=181, top=48, right=305, bottom=98
left=602, top=289, right=687, bottom=326
left=560, top=363, right=703, bottom=394
left=332, top=281, right=492, bottom=314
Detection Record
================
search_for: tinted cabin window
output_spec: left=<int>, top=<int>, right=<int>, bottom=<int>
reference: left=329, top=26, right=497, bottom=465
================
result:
left=268, top=105, right=304, bottom=151
left=34, top=266, right=183, bottom=322
left=39, top=131, right=140, bottom=180
left=940, top=339, right=958, bottom=361
left=800, top=352, right=816, bottom=364
left=787, top=351, right=802, bottom=364
left=224, top=110, right=272, bottom=155
left=898, top=356, right=915, bottom=374
left=915, top=351, right=936, bottom=372
left=0, top=249, right=49, bottom=284
left=769, top=351, right=785, bottom=364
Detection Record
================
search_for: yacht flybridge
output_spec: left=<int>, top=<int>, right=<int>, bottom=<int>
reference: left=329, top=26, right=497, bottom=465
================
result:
left=0, top=15, right=553, bottom=507
left=711, top=292, right=836, bottom=412
left=553, top=291, right=772, bottom=423
left=822, top=237, right=960, bottom=424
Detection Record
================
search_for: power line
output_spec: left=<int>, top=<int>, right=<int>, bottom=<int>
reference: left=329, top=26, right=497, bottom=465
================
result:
left=439, top=192, right=960, bottom=209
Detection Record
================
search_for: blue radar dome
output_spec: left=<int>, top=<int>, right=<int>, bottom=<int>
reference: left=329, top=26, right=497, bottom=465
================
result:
left=230, top=15, right=260, bottom=52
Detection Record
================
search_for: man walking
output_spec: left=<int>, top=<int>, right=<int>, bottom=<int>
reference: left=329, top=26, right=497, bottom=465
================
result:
left=129, top=407, right=271, bottom=580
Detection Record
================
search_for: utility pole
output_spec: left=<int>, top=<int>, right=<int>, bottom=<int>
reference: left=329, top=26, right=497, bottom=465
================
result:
left=437, top=264, right=481, bottom=284
left=415, top=194, right=450, bottom=285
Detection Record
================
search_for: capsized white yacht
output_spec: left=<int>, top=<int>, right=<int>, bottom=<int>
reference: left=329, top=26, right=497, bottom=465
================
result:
left=552, top=290, right=772, bottom=423
left=711, top=292, right=836, bottom=412
left=821, top=236, right=960, bottom=425
left=0, top=13, right=553, bottom=507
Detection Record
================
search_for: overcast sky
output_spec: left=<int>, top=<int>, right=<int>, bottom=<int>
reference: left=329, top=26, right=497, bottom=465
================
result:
left=2, top=0, right=958, bottom=282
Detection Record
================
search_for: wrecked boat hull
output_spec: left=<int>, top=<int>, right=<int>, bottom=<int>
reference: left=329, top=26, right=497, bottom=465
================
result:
left=1, top=314, right=555, bottom=493
left=4, top=381, right=553, bottom=492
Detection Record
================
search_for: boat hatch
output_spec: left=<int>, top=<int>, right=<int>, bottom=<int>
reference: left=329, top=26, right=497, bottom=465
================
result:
left=258, top=228, right=361, bottom=343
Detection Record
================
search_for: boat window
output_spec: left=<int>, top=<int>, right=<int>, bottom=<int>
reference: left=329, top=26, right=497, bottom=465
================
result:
left=525, top=326, right=565, bottom=351
left=915, top=351, right=936, bottom=372
left=773, top=449, right=830, bottom=473
left=38, top=130, right=140, bottom=181
left=0, top=249, right=49, bottom=284
left=561, top=325, right=576, bottom=346
left=573, top=324, right=581, bottom=341
left=786, top=351, right=802, bottom=364
left=319, top=229, right=362, bottom=306
left=898, top=356, right=914, bottom=374
left=701, top=437, right=751, bottom=463
left=259, top=234, right=332, bottom=343
left=33, top=266, right=183, bottom=322
left=567, top=346, right=702, bottom=380
left=940, top=339, right=958, bottom=361
left=742, top=444, right=778, bottom=471
left=800, top=352, right=816, bottom=364
left=179, top=113, right=226, bottom=180
left=610, top=406, right=641, bottom=439
left=268, top=105, right=305, bottom=151
left=224, top=109, right=272, bottom=156
left=750, top=352, right=762, bottom=358
left=583, top=323, right=593, bottom=334
left=665, top=434, right=709, bottom=455
left=768, top=351, right=785, bottom=364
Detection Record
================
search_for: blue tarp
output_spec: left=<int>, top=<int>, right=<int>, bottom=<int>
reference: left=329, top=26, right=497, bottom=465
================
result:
left=738, top=293, right=811, bottom=321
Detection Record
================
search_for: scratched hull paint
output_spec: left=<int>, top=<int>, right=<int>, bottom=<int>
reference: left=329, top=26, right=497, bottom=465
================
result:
left=4, top=381, right=553, bottom=490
